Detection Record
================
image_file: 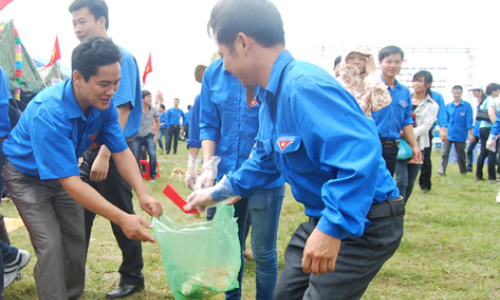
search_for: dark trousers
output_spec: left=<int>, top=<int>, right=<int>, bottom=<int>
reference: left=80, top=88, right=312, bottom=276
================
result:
left=419, top=129, right=433, bottom=191
left=439, top=140, right=466, bottom=175
left=477, top=127, right=497, bottom=180
left=167, top=125, right=180, bottom=154
left=466, top=136, right=479, bottom=172
left=79, top=148, right=144, bottom=286
left=274, top=198, right=404, bottom=300
left=381, top=144, right=399, bottom=176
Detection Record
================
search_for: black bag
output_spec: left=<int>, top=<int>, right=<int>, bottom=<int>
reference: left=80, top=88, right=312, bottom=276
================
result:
left=476, top=108, right=491, bottom=122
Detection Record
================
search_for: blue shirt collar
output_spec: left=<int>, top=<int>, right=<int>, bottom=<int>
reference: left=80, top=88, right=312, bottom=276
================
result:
left=452, top=100, right=464, bottom=106
left=265, top=50, right=294, bottom=96
left=63, top=79, right=98, bottom=121
left=380, top=76, right=402, bottom=90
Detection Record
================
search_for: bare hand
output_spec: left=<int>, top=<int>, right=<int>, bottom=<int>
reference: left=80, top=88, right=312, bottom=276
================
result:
left=409, top=146, right=422, bottom=163
left=302, top=228, right=341, bottom=275
left=153, top=136, right=158, bottom=144
left=90, top=154, right=110, bottom=182
left=440, top=128, right=448, bottom=143
left=139, top=195, right=163, bottom=218
left=119, top=214, right=156, bottom=242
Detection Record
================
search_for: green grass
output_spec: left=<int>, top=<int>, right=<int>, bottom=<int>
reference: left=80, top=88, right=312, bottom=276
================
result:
left=3, top=143, right=500, bottom=299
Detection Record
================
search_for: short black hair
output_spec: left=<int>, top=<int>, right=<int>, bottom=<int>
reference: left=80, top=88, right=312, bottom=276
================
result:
left=72, top=36, right=121, bottom=82
left=378, top=45, right=404, bottom=62
left=142, top=90, right=151, bottom=99
left=159, top=104, right=165, bottom=110
left=208, top=0, right=285, bottom=49
left=69, top=0, right=109, bottom=30
left=187, top=105, right=192, bottom=110
left=486, top=83, right=500, bottom=96
left=334, top=56, right=342, bottom=68
left=452, top=85, right=463, bottom=92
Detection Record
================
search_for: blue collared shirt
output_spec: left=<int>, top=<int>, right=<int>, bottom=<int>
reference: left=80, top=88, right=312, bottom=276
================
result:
left=187, top=94, right=201, bottom=148
left=115, top=45, right=142, bottom=139
left=431, top=91, right=447, bottom=127
left=184, top=111, right=191, bottom=126
left=200, top=58, right=283, bottom=189
left=166, top=107, right=184, bottom=126
left=444, top=100, right=473, bottom=142
left=372, top=77, right=414, bottom=140
left=3, top=79, right=128, bottom=180
left=159, top=112, right=168, bottom=129
left=0, top=66, right=11, bottom=137
left=225, top=50, right=399, bottom=240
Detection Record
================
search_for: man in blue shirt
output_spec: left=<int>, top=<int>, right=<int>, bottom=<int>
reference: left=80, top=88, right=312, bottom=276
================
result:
left=165, top=98, right=184, bottom=155
left=419, top=90, right=447, bottom=193
left=186, top=1, right=404, bottom=299
left=69, top=0, right=148, bottom=298
left=196, top=58, right=285, bottom=300
left=1, top=37, right=162, bottom=300
left=157, top=104, right=168, bottom=150
left=437, top=85, right=474, bottom=176
left=372, top=46, right=421, bottom=176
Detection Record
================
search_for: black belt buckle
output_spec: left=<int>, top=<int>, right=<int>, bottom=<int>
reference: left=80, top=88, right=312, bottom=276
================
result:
left=381, top=140, right=398, bottom=148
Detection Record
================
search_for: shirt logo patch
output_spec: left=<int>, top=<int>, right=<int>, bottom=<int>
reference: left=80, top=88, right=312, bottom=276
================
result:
left=400, top=101, right=406, bottom=107
left=277, top=136, right=295, bottom=151
left=249, top=99, right=258, bottom=107
left=460, top=113, right=465, bottom=116
left=88, top=131, right=99, bottom=141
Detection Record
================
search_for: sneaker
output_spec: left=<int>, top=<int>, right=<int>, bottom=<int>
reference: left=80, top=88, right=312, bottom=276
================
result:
left=150, top=178, right=156, bottom=182
left=422, top=189, right=430, bottom=194
left=4, top=249, right=30, bottom=288
left=435, top=173, right=444, bottom=178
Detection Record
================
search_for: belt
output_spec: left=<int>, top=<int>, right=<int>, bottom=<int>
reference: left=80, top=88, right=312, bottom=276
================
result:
left=381, top=140, right=399, bottom=148
left=309, top=196, right=405, bottom=225
left=89, top=140, right=100, bottom=150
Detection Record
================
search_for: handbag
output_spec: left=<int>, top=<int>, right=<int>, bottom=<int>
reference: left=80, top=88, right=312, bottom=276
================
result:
left=396, top=139, right=413, bottom=160
left=476, top=108, right=491, bottom=122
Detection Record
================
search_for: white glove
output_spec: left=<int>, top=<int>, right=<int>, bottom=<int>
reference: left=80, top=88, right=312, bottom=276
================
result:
left=186, top=175, right=238, bottom=212
left=194, top=156, right=221, bottom=190
left=486, top=134, right=498, bottom=152
left=185, top=154, right=200, bottom=191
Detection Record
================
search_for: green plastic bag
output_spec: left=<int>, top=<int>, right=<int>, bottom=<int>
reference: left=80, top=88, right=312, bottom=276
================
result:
left=153, top=204, right=241, bottom=300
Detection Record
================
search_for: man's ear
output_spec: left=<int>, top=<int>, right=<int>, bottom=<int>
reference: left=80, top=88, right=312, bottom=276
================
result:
left=236, top=32, right=252, bottom=55
left=73, top=70, right=83, bottom=85
left=97, top=16, right=107, bottom=30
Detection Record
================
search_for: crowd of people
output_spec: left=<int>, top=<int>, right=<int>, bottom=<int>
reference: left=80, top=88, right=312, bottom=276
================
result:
left=0, top=0, right=498, bottom=299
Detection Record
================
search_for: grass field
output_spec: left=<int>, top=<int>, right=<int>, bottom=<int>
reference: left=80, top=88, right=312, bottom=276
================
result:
left=3, top=142, right=500, bottom=299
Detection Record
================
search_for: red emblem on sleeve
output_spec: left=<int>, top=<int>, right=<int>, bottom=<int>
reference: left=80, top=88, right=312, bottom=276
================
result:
left=249, top=99, right=258, bottom=107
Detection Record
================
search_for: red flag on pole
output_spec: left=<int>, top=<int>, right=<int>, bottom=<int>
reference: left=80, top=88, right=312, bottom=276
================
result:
left=43, top=36, right=61, bottom=70
left=142, top=52, right=152, bottom=86
left=0, top=0, right=14, bottom=11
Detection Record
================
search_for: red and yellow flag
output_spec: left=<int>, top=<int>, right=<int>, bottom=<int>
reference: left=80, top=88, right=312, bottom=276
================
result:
left=43, top=36, right=61, bottom=70
left=142, top=52, right=152, bottom=86
left=0, top=0, right=14, bottom=11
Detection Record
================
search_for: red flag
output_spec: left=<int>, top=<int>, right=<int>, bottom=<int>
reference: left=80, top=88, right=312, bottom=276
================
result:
left=0, top=0, right=14, bottom=11
left=142, top=52, right=152, bottom=86
left=43, top=36, right=61, bottom=70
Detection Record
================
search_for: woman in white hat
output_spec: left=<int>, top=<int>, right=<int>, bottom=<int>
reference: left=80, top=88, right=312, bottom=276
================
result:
left=337, top=45, right=391, bottom=117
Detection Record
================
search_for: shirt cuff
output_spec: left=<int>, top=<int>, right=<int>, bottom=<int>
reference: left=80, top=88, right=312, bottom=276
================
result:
left=316, top=217, right=351, bottom=240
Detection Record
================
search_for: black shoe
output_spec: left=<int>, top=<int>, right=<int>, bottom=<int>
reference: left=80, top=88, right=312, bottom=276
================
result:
left=106, top=283, right=145, bottom=299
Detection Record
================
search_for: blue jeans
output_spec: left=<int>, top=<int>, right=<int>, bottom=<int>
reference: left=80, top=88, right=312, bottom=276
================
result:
left=395, top=158, right=423, bottom=204
left=157, top=128, right=168, bottom=150
left=249, top=185, right=285, bottom=300
left=132, top=134, right=157, bottom=178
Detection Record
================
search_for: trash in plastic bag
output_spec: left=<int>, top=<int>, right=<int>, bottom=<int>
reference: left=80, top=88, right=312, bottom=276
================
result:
left=153, top=204, right=241, bottom=299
